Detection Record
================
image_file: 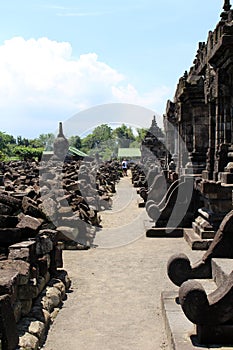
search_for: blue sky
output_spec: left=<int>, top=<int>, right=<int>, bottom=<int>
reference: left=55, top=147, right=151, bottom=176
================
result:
left=0, top=0, right=224, bottom=138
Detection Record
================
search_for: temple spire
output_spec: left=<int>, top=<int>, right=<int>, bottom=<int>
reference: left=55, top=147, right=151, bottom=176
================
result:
left=58, top=121, right=64, bottom=137
left=53, top=121, right=69, bottom=160
left=223, top=0, right=231, bottom=12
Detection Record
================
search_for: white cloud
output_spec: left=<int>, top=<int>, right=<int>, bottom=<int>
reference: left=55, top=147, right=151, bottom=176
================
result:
left=112, top=84, right=170, bottom=108
left=0, top=36, right=170, bottom=137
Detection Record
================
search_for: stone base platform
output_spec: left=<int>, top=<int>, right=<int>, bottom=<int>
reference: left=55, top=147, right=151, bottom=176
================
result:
left=184, top=228, right=212, bottom=250
left=162, top=258, right=233, bottom=349
left=146, top=227, right=183, bottom=238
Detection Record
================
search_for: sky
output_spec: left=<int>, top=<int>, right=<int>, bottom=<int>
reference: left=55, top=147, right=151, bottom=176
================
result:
left=0, top=0, right=225, bottom=138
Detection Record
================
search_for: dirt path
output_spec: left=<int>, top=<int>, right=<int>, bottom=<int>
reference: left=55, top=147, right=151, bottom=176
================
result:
left=43, top=175, right=203, bottom=350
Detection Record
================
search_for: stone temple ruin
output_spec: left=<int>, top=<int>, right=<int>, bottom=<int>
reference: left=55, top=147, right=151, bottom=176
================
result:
left=136, top=0, right=233, bottom=347
left=2, top=1, right=233, bottom=349
left=0, top=122, right=121, bottom=349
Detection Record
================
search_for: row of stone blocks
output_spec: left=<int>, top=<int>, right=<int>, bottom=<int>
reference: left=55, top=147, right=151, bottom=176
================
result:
left=0, top=237, right=70, bottom=350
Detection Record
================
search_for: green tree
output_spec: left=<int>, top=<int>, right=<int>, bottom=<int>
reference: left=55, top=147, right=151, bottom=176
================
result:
left=135, top=128, right=148, bottom=143
left=13, top=145, right=44, bottom=161
left=38, top=133, right=55, bottom=151
left=81, top=124, right=113, bottom=153
left=92, top=124, right=112, bottom=143
left=112, top=124, right=135, bottom=148
left=0, top=131, right=16, bottom=158
left=69, top=135, right=82, bottom=149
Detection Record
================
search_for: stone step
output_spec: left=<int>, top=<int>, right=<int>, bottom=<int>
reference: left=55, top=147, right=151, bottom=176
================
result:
left=183, top=228, right=212, bottom=250
left=211, top=258, right=233, bottom=287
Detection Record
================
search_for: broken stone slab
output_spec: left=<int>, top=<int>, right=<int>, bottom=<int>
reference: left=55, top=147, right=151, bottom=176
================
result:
left=17, top=214, right=43, bottom=235
left=8, top=241, right=36, bottom=263
left=37, top=255, right=50, bottom=277
left=18, top=331, right=39, bottom=350
left=37, top=276, right=47, bottom=294
left=0, top=294, right=19, bottom=350
left=0, top=267, right=18, bottom=304
left=56, top=226, right=79, bottom=242
left=38, top=197, right=58, bottom=223
left=22, top=197, right=45, bottom=219
left=20, top=299, right=33, bottom=316
left=0, top=193, right=21, bottom=211
left=28, top=306, right=51, bottom=327
left=46, top=278, right=66, bottom=300
left=0, top=260, right=30, bottom=285
left=35, top=235, right=54, bottom=255
left=37, top=229, right=58, bottom=243
left=18, top=281, right=39, bottom=300
left=45, top=286, right=62, bottom=308
left=29, top=320, right=45, bottom=344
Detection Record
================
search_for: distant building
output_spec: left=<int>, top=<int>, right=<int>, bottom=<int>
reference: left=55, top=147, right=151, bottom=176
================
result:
left=118, top=148, right=141, bottom=162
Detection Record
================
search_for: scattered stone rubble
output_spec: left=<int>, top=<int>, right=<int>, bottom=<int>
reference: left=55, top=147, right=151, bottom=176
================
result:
left=0, top=146, right=120, bottom=349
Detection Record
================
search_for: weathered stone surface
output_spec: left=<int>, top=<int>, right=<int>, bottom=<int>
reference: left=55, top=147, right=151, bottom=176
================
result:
left=0, top=259, right=30, bottom=285
left=13, top=300, right=22, bottom=323
left=29, top=320, right=45, bottom=342
left=178, top=269, right=233, bottom=332
left=55, top=269, right=71, bottom=291
left=18, top=283, right=39, bottom=300
left=37, top=276, right=46, bottom=294
left=167, top=210, right=233, bottom=286
left=35, top=235, right=53, bottom=255
left=17, top=214, right=42, bottom=233
left=22, top=196, right=44, bottom=218
left=0, top=267, right=18, bottom=303
left=28, top=306, right=51, bottom=326
left=0, top=294, right=19, bottom=350
left=45, top=286, right=61, bottom=308
left=0, top=193, right=21, bottom=210
left=39, top=197, right=58, bottom=223
left=56, top=226, right=79, bottom=242
left=47, top=278, right=66, bottom=299
left=21, top=299, right=33, bottom=316
left=37, top=255, right=50, bottom=277
left=18, top=331, right=39, bottom=350
left=8, top=241, right=36, bottom=263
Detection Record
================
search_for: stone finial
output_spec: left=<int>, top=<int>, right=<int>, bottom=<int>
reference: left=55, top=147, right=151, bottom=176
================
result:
left=183, top=71, right=188, bottom=80
left=58, top=122, right=65, bottom=137
left=53, top=122, right=69, bottom=160
left=223, top=0, right=231, bottom=11
left=151, top=115, right=157, bottom=127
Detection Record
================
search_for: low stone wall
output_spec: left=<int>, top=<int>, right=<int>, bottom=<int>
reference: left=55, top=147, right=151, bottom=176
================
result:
left=0, top=237, right=70, bottom=350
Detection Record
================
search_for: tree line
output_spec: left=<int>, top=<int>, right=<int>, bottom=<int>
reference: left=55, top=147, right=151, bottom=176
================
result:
left=0, top=124, right=148, bottom=161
